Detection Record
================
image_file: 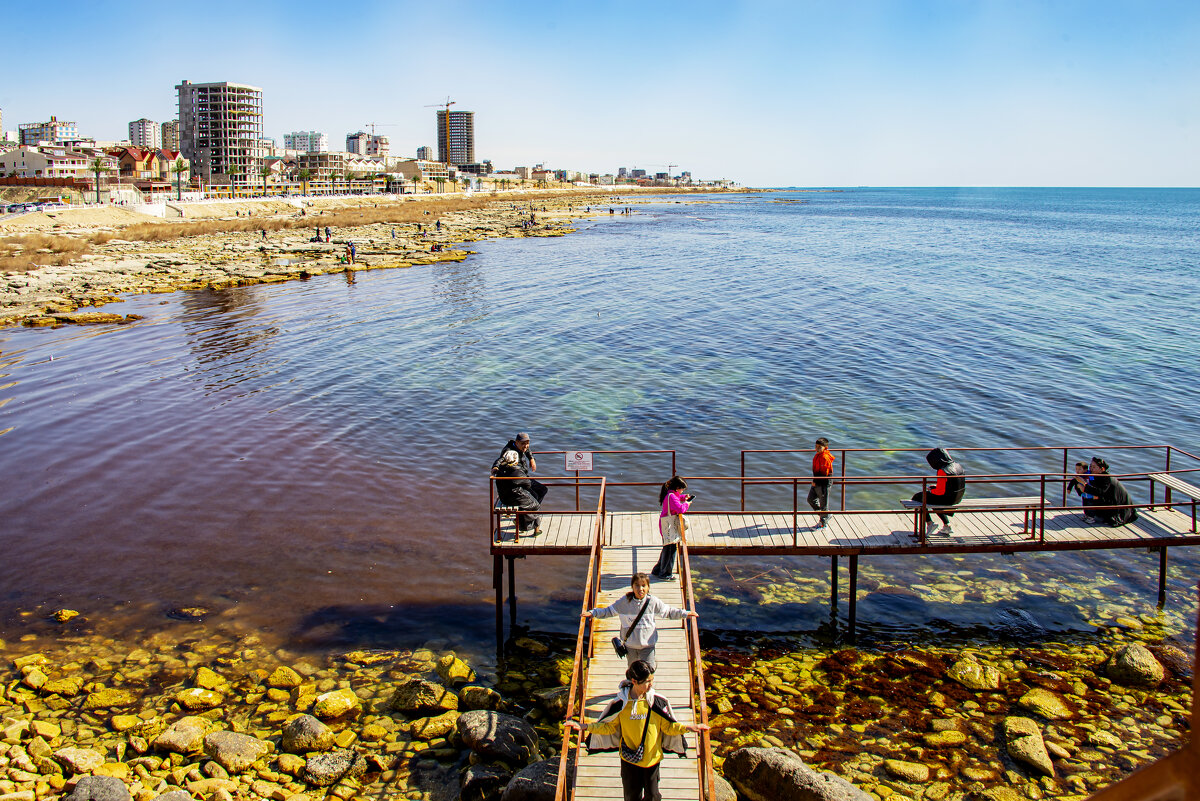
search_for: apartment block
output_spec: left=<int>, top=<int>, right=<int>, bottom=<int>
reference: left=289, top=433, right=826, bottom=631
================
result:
left=416, top=145, right=432, bottom=161
left=346, top=132, right=389, bottom=158
left=128, top=118, right=161, bottom=150
left=284, top=130, right=328, bottom=152
left=161, top=120, right=180, bottom=151
left=176, top=80, right=264, bottom=186
left=19, top=116, right=79, bottom=147
left=436, top=110, right=474, bottom=166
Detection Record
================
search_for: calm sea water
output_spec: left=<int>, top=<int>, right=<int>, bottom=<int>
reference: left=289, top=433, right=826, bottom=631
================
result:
left=1, top=188, right=1197, bottom=656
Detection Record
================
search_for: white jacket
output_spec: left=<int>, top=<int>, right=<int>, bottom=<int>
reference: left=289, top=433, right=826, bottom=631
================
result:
left=589, top=593, right=687, bottom=649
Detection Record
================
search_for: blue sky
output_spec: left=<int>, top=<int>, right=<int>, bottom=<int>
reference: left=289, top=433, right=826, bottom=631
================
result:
left=2, top=0, right=1197, bottom=186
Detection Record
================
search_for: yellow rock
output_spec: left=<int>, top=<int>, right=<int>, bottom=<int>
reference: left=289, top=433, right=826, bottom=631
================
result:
left=52, top=609, right=80, bottom=623
left=334, top=730, right=356, bottom=748
left=110, top=715, right=141, bottom=732
left=94, top=762, right=130, bottom=779
left=268, top=666, right=303, bottom=689
left=194, top=667, right=228, bottom=690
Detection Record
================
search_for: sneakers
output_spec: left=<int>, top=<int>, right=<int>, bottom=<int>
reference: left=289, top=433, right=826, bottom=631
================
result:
left=926, top=520, right=939, bottom=537
left=816, top=518, right=828, bottom=529
left=940, top=524, right=954, bottom=535
left=1083, top=516, right=1099, bottom=525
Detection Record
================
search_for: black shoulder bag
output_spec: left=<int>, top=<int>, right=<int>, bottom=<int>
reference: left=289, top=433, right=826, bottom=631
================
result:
left=612, top=597, right=651, bottom=658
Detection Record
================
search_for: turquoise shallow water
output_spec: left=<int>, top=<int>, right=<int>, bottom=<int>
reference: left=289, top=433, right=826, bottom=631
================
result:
left=0, top=188, right=1197, bottom=654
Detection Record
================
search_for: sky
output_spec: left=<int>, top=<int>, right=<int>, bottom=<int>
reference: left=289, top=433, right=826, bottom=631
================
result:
left=2, top=0, right=1197, bottom=187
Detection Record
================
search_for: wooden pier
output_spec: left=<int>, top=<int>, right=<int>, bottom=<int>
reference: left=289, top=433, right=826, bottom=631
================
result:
left=489, top=445, right=1200, bottom=801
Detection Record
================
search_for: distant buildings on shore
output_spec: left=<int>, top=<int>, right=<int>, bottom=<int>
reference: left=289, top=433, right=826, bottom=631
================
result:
left=0, top=87, right=736, bottom=201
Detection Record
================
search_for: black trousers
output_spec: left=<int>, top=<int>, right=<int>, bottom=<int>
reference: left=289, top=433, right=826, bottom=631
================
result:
left=652, top=543, right=677, bottom=578
left=912, top=490, right=956, bottom=525
left=530, top=479, right=548, bottom=504
left=807, top=479, right=830, bottom=520
left=620, top=759, right=661, bottom=801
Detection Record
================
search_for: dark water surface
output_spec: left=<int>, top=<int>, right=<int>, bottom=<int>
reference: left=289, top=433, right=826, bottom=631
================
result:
left=1, top=188, right=1198, bottom=659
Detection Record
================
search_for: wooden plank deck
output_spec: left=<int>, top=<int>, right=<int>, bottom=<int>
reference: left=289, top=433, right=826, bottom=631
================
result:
left=494, top=506, right=1200, bottom=556
left=573, top=515, right=701, bottom=801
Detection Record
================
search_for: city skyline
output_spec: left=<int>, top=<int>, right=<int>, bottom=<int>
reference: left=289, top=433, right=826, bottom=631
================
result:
left=1, top=0, right=1197, bottom=187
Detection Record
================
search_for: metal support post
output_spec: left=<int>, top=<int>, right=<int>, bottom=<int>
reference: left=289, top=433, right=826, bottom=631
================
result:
left=848, top=555, right=859, bottom=639
left=830, top=556, right=839, bottom=622
left=1158, top=547, right=1168, bottom=609
left=507, top=556, right=517, bottom=628
left=494, top=555, right=503, bottom=653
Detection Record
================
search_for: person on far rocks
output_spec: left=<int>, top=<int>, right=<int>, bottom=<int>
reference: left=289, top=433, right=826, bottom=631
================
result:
left=912, top=447, right=966, bottom=536
left=567, top=659, right=707, bottom=801
left=585, top=573, right=695, bottom=668
left=324, top=226, right=331, bottom=243
left=491, top=433, right=547, bottom=504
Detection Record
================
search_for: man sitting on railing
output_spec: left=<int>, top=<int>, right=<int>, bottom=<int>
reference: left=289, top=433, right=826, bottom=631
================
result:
left=1083, top=457, right=1138, bottom=527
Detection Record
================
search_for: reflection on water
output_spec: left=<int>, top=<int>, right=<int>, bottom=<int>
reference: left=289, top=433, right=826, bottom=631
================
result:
left=179, top=288, right=280, bottom=396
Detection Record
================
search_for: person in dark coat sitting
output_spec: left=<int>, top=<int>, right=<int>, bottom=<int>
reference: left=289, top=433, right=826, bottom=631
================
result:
left=492, top=432, right=547, bottom=504
left=1083, top=457, right=1138, bottom=527
left=492, top=450, right=542, bottom=534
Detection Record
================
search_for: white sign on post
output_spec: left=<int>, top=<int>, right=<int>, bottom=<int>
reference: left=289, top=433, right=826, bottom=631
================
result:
left=566, top=451, right=593, bottom=471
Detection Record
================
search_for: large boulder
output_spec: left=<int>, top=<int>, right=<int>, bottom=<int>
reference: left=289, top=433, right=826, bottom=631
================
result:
left=66, top=776, right=132, bottom=801
left=203, top=731, right=272, bottom=773
left=724, top=747, right=872, bottom=801
left=153, top=717, right=210, bottom=754
left=282, top=714, right=336, bottom=753
left=461, top=763, right=512, bottom=801
left=304, top=749, right=367, bottom=787
left=500, top=758, right=562, bottom=801
left=458, top=710, right=541, bottom=765
left=1004, top=717, right=1055, bottom=777
left=1105, top=644, right=1165, bottom=687
left=390, top=677, right=459, bottom=715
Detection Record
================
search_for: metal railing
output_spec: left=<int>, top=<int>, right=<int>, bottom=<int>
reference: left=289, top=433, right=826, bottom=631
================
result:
left=489, top=475, right=606, bottom=545
left=678, top=531, right=716, bottom=800
left=554, top=478, right=607, bottom=801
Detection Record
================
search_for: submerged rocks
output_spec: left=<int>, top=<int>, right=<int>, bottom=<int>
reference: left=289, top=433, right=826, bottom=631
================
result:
left=1016, top=688, right=1073, bottom=720
left=883, top=759, right=930, bottom=783
left=947, top=655, right=1001, bottom=691
left=460, top=685, right=504, bottom=711
left=65, top=776, right=132, bottom=801
left=724, top=747, right=872, bottom=801
left=282, top=714, right=335, bottom=753
left=153, top=716, right=209, bottom=754
left=53, top=746, right=105, bottom=774
left=1004, top=716, right=1055, bottom=776
left=389, top=677, right=458, bottom=714
left=499, top=758, right=561, bottom=801
left=203, top=731, right=272, bottom=773
left=312, top=688, right=361, bottom=720
left=303, top=749, right=366, bottom=787
left=461, top=763, right=513, bottom=801
left=457, top=710, right=541, bottom=765
left=175, top=687, right=223, bottom=710
left=1104, top=643, right=1165, bottom=687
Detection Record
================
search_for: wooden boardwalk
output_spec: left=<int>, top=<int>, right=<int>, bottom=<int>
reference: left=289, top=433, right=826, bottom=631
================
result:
left=494, top=506, right=1200, bottom=555
left=572, top=519, right=702, bottom=801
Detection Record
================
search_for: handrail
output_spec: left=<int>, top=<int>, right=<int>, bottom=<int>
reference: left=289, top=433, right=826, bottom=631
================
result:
left=554, top=477, right=606, bottom=801
left=678, top=530, right=715, bottom=800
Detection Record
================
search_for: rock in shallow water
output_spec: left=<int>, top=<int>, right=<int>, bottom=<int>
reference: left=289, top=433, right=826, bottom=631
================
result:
left=947, top=656, right=1001, bottom=691
left=1017, top=688, right=1073, bottom=720
left=1004, top=716, right=1055, bottom=776
left=457, top=710, right=541, bottom=765
left=66, top=776, right=131, bottom=801
left=312, top=688, right=361, bottom=719
left=390, top=677, right=459, bottom=714
left=1105, top=643, right=1164, bottom=687
left=153, top=716, right=209, bottom=753
left=303, top=749, right=366, bottom=786
left=203, top=731, right=272, bottom=773
left=282, top=714, right=335, bottom=753
left=500, top=758, right=561, bottom=801
left=723, top=747, right=872, bottom=801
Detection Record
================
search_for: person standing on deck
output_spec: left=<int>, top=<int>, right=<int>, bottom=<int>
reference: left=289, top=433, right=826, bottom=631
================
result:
left=568, top=660, right=708, bottom=801
left=912, top=447, right=966, bottom=536
left=652, top=476, right=692, bottom=580
left=808, top=438, right=835, bottom=528
left=491, top=433, right=547, bottom=505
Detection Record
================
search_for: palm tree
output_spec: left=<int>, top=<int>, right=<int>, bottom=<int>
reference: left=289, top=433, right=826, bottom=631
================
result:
left=171, top=158, right=188, bottom=201
left=435, top=176, right=446, bottom=193
left=90, top=157, right=110, bottom=204
left=259, top=165, right=272, bottom=197
left=227, top=164, right=243, bottom=198
left=298, top=168, right=312, bottom=197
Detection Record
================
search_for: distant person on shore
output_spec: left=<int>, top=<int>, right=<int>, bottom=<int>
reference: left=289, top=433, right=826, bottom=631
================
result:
left=492, top=433, right=547, bottom=505
left=324, top=226, right=331, bottom=242
left=1083, top=457, right=1138, bottom=526
left=652, top=476, right=692, bottom=580
left=492, top=450, right=542, bottom=534
left=567, top=660, right=707, bottom=801
left=912, top=448, right=966, bottom=536
left=808, top=438, right=835, bottom=528
left=585, top=573, right=695, bottom=668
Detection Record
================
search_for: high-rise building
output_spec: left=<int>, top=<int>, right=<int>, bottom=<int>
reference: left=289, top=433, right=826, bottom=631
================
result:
left=129, top=118, right=161, bottom=149
left=176, top=80, right=264, bottom=186
left=284, top=131, right=328, bottom=153
left=346, top=132, right=389, bottom=157
left=19, top=116, right=79, bottom=146
left=161, top=120, right=180, bottom=151
left=416, top=145, right=432, bottom=161
left=436, top=110, right=474, bottom=166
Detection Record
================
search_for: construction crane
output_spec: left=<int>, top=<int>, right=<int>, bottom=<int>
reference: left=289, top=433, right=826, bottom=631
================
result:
left=364, top=123, right=397, bottom=135
left=667, top=164, right=678, bottom=179
left=423, top=97, right=456, bottom=163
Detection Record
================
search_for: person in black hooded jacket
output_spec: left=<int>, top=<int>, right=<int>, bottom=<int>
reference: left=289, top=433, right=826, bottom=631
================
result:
left=912, top=447, right=966, bottom=536
left=1083, top=457, right=1138, bottom=527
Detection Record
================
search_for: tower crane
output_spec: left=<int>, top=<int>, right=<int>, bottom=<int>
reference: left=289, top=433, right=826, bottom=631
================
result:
left=364, top=123, right=397, bottom=135
left=423, top=97, right=457, bottom=163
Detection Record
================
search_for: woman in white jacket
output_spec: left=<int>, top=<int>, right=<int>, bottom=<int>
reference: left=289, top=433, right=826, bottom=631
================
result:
left=585, top=573, right=696, bottom=669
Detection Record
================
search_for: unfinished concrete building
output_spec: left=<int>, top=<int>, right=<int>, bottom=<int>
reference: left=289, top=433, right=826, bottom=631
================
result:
left=176, top=80, right=264, bottom=187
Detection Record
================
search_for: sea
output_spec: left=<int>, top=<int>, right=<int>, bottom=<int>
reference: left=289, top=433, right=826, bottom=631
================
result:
left=1, top=187, right=1198, bottom=665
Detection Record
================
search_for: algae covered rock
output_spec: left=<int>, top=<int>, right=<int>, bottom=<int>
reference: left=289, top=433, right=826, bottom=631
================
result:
left=281, top=714, right=336, bottom=753
left=1004, top=716, right=1055, bottom=776
left=312, top=688, right=361, bottom=719
left=460, top=685, right=503, bottom=711
left=946, top=656, right=1001, bottom=691
left=390, top=677, right=458, bottom=714
left=82, top=688, right=138, bottom=709
left=175, top=687, right=223, bottom=710
left=1105, top=643, right=1165, bottom=687
left=268, top=666, right=303, bottom=689
left=723, top=747, right=872, bottom=801
left=1017, top=688, right=1073, bottom=720
left=457, top=710, right=541, bottom=765
left=203, top=730, right=273, bottom=773
left=153, top=716, right=210, bottom=754
left=922, top=730, right=967, bottom=747
left=407, top=710, right=460, bottom=740
left=303, top=749, right=366, bottom=786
